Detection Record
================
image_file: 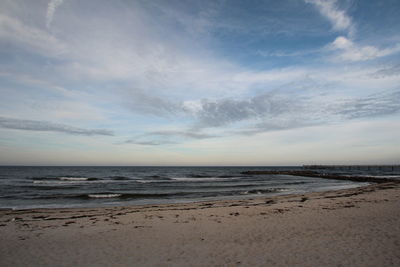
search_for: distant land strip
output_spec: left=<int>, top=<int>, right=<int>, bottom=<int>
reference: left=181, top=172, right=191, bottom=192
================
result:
left=241, top=170, right=400, bottom=184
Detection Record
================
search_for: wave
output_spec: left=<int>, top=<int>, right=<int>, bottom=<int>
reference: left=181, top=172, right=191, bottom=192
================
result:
left=33, top=180, right=66, bottom=184
left=109, top=176, right=131, bottom=180
left=188, top=174, right=212, bottom=178
left=136, top=180, right=168, bottom=184
left=11, top=186, right=291, bottom=202
left=170, top=177, right=238, bottom=182
left=145, top=175, right=168, bottom=179
left=88, top=193, right=122, bottom=198
left=29, top=177, right=52, bottom=181
left=142, top=175, right=171, bottom=181
left=33, top=180, right=100, bottom=185
left=135, top=176, right=236, bottom=183
left=360, top=175, right=400, bottom=179
left=22, top=185, right=77, bottom=190
left=59, top=177, right=98, bottom=181
left=284, top=181, right=308, bottom=185
left=33, top=179, right=102, bottom=185
left=240, top=188, right=290, bottom=195
left=34, top=192, right=173, bottom=200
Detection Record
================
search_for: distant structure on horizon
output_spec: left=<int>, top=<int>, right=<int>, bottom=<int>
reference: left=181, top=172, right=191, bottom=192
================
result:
left=303, top=165, right=400, bottom=171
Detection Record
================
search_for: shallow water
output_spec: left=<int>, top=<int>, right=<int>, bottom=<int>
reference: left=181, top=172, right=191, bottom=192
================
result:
left=0, top=166, right=397, bottom=209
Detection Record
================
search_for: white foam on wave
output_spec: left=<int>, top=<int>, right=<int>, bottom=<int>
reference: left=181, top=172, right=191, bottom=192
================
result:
left=88, top=194, right=122, bottom=198
left=59, top=177, right=91, bottom=181
left=363, top=175, right=400, bottom=179
left=33, top=180, right=53, bottom=184
left=170, top=177, right=234, bottom=182
left=240, top=188, right=292, bottom=195
left=136, top=180, right=162, bottom=184
left=33, top=180, right=75, bottom=184
left=33, top=179, right=102, bottom=184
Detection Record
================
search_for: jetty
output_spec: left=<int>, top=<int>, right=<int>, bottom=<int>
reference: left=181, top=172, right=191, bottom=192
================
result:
left=241, top=169, right=400, bottom=184
left=303, top=165, right=400, bottom=171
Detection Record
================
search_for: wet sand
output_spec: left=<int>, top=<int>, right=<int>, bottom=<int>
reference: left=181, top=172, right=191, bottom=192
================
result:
left=1, top=182, right=400, bottom=267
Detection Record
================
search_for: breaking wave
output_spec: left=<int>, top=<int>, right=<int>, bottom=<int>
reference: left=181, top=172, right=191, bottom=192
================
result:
left=59, top=177, right=98, bottom=181
left=88, top=194, right=122, bottom=199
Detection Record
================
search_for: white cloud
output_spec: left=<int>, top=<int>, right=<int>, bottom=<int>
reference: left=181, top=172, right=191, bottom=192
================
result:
left=182, top=100, right=204, bottom=114
left=305, top=0, right=354, bottom=35
left=305, top=1, right=400, bottom=62
left=331, top=35, right=352, bottom=49
left=46, top=0, right=64, bottom=28
left=3, top=4, right=399, bottom=131
left=329, top=36, right=400, bottom=62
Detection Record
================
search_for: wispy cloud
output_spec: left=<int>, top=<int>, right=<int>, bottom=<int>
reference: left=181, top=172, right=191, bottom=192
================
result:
left=123, top=88, right=181, bottom=117
left=187, top=89, right=400, bottom=132
left=120, top=88, right=400, bottom=142
left=0, top=14, right=65, bottom=56
left=337, top=90, right=400, bottom=119
left=0, top=117, right=113, bottom=136
left=305, top=1, right=400, bottom=62
left=189, top=90, right=310, bottom=128
left=371, top=64, right=400, bottom=79
left=148, top=130, right=217, bottom=140
left=305, top=0, right=354, bottom=35
left=1, top=0, right=399, bottom=163
left=46, top=0, right=64, bottom=28
left=123, top=139, right=177, bottom=146
left=123, top=130, right=217, bottom=146
left=256, top=48, right=321, bottom=58
left=328, top=36, right=400, bottom=62
left=234, top=120, right=318, bottom=136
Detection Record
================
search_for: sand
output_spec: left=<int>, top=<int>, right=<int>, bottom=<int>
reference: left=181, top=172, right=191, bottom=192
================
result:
left=1, top=182, right=400, bottom=267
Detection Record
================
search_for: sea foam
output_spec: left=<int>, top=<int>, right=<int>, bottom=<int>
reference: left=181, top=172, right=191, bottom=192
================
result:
left=59, top=177, right=95, bottom=181
left=88, top=194, right=122, bottom=199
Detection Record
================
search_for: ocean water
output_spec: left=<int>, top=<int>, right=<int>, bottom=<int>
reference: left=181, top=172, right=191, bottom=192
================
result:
left=0, top=166, right=397, bottom=210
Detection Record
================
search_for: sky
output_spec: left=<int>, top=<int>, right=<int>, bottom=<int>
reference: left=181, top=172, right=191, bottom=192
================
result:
left=0, top=0, right=399, bottom=166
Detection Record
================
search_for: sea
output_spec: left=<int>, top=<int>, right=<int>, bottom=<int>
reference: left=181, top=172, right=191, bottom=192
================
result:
left=0, top=166, right=399, bottom=210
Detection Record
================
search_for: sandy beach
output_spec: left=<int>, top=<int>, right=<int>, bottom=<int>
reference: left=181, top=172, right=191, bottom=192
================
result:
left=1, top=182, right=400, bottom=267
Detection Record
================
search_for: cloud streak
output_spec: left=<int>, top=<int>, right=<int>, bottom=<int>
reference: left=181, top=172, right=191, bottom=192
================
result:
left=0, top=14, right=65, bottom=56
left=0, top=117, right=113, bottom=136
left=123, top=140, right=177, bottom=146
left=123, top=88, right=400, bottom=144
left=149, top=130, right=217, bottom=140
left=329, top=36, right=400, bottom=62
left=337, top=91, right=400, bottom=119
left=305, top=0, right=353, bottom=34
left=46, top=0, right=64, bottom=28
left=123, top=88, right=181, bottom=117
left=123, top=130, right=217, bottom=146
left=187, top=89, right=400, bottom=132
left=305, top=1, right=400, bottom=62
left=371, top=64, right=400, bottom=79
left=189, top=90, right=310, bottom=128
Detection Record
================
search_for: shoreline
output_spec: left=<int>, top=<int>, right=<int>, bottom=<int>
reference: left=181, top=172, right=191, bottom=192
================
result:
left=1, top=182, right=400, bottom=266
left=0, top=181, right=367, bottom=212
left=0, top=179, right=371, bottom=212
left=3, top=170, right=391, bottom=211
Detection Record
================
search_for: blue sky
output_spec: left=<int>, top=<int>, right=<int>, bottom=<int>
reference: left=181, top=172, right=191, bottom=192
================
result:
left=0, top=0, right=399, bottom=165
